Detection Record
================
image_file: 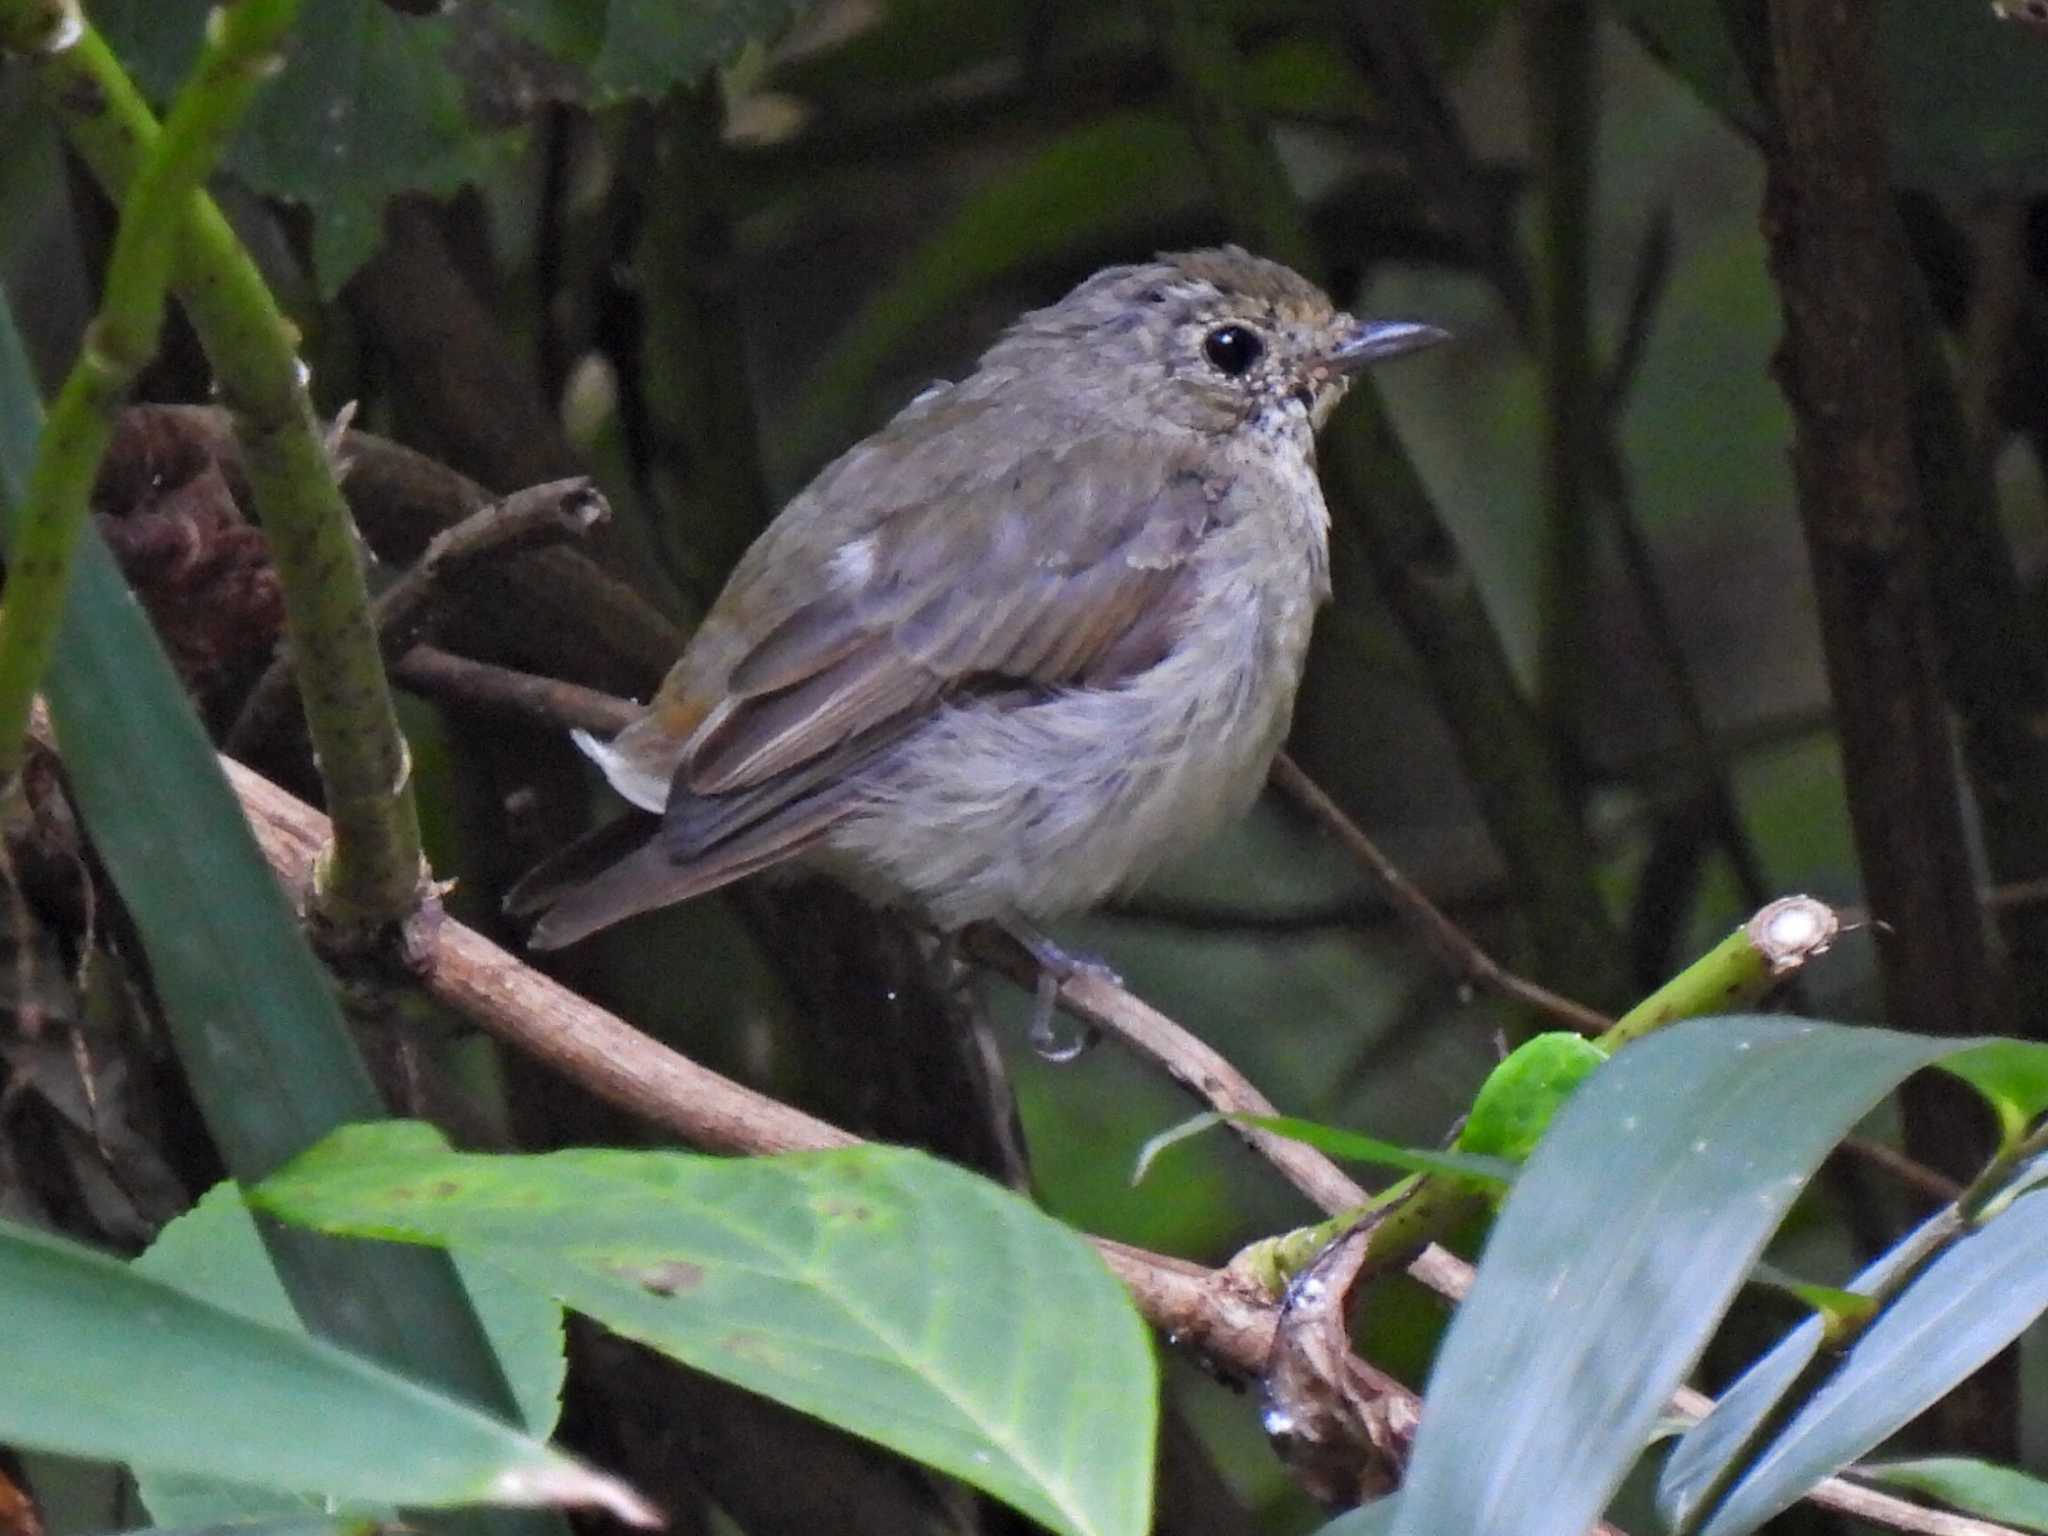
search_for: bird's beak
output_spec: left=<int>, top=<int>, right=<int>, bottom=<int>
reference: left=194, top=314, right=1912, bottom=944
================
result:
left=1323, top=319, right=1452, bottom=373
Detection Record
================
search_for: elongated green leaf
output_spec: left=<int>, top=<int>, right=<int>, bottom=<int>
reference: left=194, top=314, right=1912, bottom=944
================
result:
left=133, top=1183, right=567, bottom=1527
left=1238, top=1115, right=1514, bottom=1185
left=0, top=1217, right=642, bottom=1519
left=1668, top=1190, right=2048, bottom=1536
left=1315, top=1497, right=1400, bottom=1535
left=1937, top=1040, right=2048, bottom=1150
left=0, top=293, right=547, bottom=1524
left=1386, top=1016, right=1985, bottom=1536
left=256, top=1123, right=1157, bottom=1536
left=99, top=1520, right=386, bottom=1536
left=1864, top=1458, right=2048, bottom=1534
left=1657, top=1203, right=1942, bottom=1530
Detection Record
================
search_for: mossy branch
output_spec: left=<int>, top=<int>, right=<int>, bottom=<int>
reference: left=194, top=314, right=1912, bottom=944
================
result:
left=0, top=1, right=298, bottom=785
left=19, top=17, right=426, bottom=939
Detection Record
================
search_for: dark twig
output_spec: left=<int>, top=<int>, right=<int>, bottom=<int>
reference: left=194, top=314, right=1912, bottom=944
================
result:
left=964, top=923, right=1373, bottom=1219
left=1599, top=208, right=1677, bottom=420
left=228, top=479, right=611, bottom=757
left=1145, top=0, right=1629, bottom=1007
left=1757, top=0, right=2014, bottom=1459
left=210, top=742, right=2015, bottom=1536
left=394, top=645, right=638, bottom=738
left=1270, top=754, right=1614, bottom=1035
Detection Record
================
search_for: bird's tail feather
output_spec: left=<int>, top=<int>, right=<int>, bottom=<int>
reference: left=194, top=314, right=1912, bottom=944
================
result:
left=507, top=792, right=854, bottom=950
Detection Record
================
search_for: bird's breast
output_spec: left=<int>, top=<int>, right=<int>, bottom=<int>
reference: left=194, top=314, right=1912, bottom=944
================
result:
left=820, top=495, right=1328, bottom=927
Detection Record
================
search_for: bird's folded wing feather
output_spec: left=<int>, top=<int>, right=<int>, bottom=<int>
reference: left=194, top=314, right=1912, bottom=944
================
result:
left=681, top=430, right=1235, bottom=798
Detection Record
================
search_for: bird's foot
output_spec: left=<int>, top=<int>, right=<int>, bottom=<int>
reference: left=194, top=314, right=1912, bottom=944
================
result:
left=997, top=918, right=1118, bottom=1063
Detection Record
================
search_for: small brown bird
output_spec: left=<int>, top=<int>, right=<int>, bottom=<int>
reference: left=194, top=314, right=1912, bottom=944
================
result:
left=510, top=247, right=1444, bottom=1016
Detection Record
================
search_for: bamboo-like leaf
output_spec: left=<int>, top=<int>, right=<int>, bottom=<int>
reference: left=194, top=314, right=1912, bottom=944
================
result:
left=133, top=1183, right=566, bottom=1527
left=0, top=1217, right=646, bottom=1521
left=1665, top=1191, right=2048, bottom=1536
left=1863, top=1458, right=2048, bottom=1534
left=1385, top=1016, right=1987, bottom=1536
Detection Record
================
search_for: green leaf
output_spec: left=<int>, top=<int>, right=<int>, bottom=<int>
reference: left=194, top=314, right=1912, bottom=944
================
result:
left=255, top=1124, right=1157, bottom=1536
left=132, top=1183, right=568, bottom=1527
left=1863, top=1458, right=2048, bottom=1534
left=1455, top=1032, right=1608, bottom=1161
left=1665, top=1190, right=2048, bottom=1536
left=1385, top=1017, right=1986, bottom=1536
left=1315, top=1497, right=1401, bottom=1535
left=237, top=1, right=504, bottom=291
left=1747, top=1263, right=1877, bottom=1333
left=97, top=1522, right=388, bottom=1536
left=1937, top=1039, right=2048, bottom=1150
left=492, top=0, right=817, bottom=102
left=0, top=1216, right=642, bottom=1519
left=94, top=1, right=509, bottom=292
left=1236, top=1115, right=1515, bottom=1185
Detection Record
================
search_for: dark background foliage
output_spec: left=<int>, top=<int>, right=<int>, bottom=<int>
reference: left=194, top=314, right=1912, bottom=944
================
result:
left=4, top=0, right=2048, bottom=1532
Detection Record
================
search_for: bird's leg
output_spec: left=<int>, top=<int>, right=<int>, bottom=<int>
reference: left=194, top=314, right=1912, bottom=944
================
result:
left=996, top=917, right=1118, bottom=1062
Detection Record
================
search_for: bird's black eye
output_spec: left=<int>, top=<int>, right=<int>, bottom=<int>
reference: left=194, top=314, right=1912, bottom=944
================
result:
left=1202, top=324, right=1265, bottom=377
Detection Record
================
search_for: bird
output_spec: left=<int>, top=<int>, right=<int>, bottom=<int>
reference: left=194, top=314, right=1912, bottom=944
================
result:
left=508, top=246, right=1445, bottom=1037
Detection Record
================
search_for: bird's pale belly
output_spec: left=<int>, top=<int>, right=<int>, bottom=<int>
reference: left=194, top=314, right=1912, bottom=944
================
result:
left=819, top=574, right=1314, bottom=927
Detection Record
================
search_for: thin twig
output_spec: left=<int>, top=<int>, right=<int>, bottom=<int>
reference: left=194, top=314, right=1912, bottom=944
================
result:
left=964, top=924, right=1372, bottom=1217
left=228, top=478, right=610, bottom=756
left=1270, top=754, right=1614, bottom=1035
left=394, top=645, right=640, bottom=737
left=209, top=744, right=2016, bottom=1536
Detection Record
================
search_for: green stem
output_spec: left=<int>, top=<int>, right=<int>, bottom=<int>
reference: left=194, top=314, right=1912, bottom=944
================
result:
left=1142, top=0, right=1630, bottom=1008
left=1237, top=897, right=1841, bottom=1292
left=0, top=1, right=298, bottom=784
left=26, top=22, right=425, bottom=937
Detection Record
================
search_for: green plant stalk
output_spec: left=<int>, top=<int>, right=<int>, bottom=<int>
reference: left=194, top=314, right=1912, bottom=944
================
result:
left=1599, top=922, right=1774, bottom=1053
left=1239, top=903, right=1824, bottom=1292
left=25, top=23, right=424, bottom=935
left=1141, top=0, right=1629, bottom=1008
left=0, top=0, right=299, bottom=786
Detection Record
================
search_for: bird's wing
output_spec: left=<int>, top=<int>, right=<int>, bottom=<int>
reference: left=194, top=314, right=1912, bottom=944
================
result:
left=512, top=429, right=1240, bottom=948
left=680, top=430, right=1234, bottom=797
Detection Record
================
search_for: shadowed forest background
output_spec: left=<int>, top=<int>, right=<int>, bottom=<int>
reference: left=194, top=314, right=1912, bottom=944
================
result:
left=3, top=2, right=2048, bottom=1536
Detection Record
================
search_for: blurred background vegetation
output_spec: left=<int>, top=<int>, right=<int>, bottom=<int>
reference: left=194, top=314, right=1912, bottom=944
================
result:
left=3, top=0, right=2048, bottom=1532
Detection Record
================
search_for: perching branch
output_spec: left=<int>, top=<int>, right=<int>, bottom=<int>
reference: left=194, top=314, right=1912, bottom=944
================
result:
left=208, top=739, right=2017, bottom=1536
left=1269, top=753, right=1614, bottom=1035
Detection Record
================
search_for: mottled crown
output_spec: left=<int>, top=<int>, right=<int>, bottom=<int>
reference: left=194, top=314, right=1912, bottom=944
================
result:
left=979, top=246, right=1358, bottom=436
left=1024, top=246, right=1340, bottom=338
